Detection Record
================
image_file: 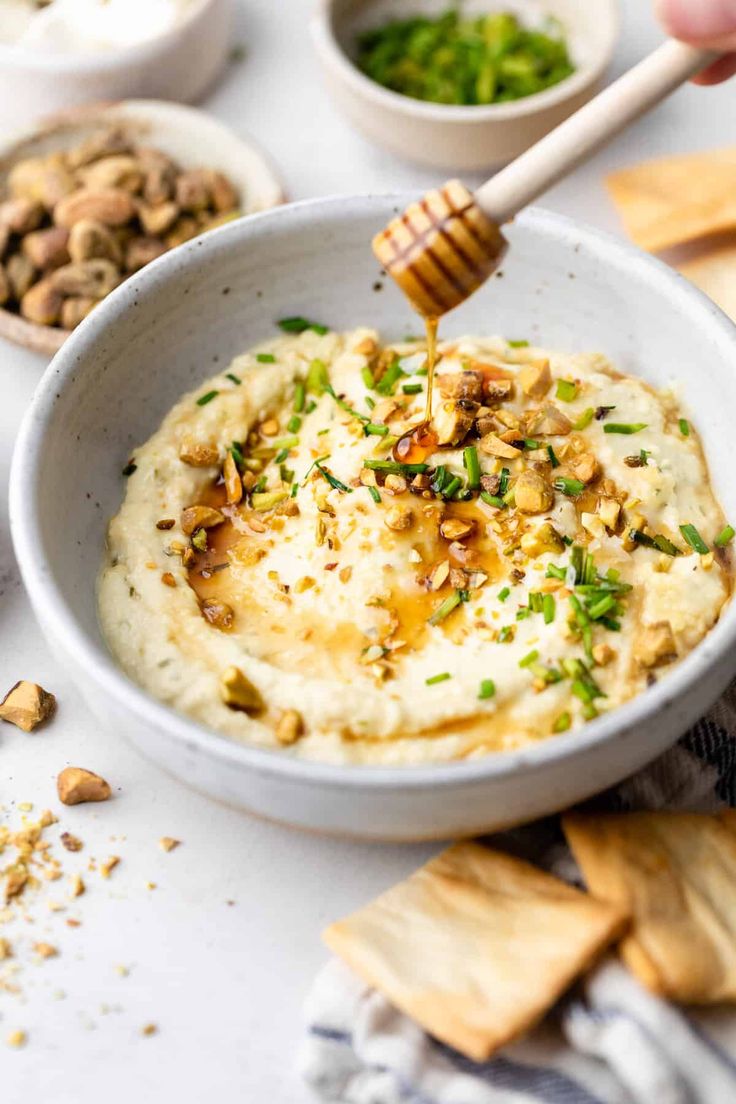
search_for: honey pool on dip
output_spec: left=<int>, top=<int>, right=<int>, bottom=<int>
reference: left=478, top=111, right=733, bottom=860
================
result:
left=98, top=324, right=732, bottom=765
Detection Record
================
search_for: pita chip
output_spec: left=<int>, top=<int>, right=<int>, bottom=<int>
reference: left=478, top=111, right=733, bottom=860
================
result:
left=323, top=842, right=628, bottom=1061
left=606, top=148, right=736, bottom=252
left=678, top=238, right=736, bottom=323
left=564, top=811, right=736, bottom=1004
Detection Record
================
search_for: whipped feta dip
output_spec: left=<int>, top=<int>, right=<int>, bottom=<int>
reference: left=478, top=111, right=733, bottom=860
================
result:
left=0, top=0, right=197, bottom=53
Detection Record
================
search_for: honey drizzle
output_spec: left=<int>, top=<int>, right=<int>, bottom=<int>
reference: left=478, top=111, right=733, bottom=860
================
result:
left=393, top=315, right=440, bottom=464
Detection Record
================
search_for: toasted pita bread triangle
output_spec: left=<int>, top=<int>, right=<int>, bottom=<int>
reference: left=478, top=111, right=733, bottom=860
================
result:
left=606, top=148, right=736, bottom=253
left=323, top=842, right=627, bottom=1061
left=678, top=237, right=736, bottom=322
left=564, top=811, right=736, bottom=1004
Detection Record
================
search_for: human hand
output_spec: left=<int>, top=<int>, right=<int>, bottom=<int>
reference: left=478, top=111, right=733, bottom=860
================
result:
left=656, top=0, right=736, bottom=83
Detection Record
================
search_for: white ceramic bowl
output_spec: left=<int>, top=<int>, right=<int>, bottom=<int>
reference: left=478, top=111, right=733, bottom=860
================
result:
left=311, top=0, right=620, bottom=170
left=10, top=194, right=736, bottom=841
left=0, top=0, right=234, bottom=129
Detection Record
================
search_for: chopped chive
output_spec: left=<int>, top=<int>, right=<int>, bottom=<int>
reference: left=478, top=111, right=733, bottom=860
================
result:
left=361, top=365, right=375, bottom=389
left=274, top=448, right=289, bottom=465
left=290, top=483, right=298, bottom=498
left=402, top=382, right=423, bottom=394
left=306, top=358, right=330, bottom=394
left=375, top=357, right=404, bottom=396
left=325, top=384, right=370, bottom=424
left=523, top=438, right=542, bottom=450
left=603, top=422, right=648, bottom=435
left=679, top=418, right=690, bottom=437
left=529, top=593, right=544, bottom=614
left=196, top=390, right=218, bottom=406
left=498, top=625, right=514, bottom=642
left=546, top=564, right=567, bottom=581
left=317, top=428, right=329, bottom=436
left=679, top=523, right=709, bottom=555
left=554, top=476, right=586, bottom=497
left=230, top=442, right=245, bottom=468
left=426, top=672, right=451, bottom=686
left=315, top=462, right=352, bottom=493
left=415, top=366, right=428, bottom=376
left=287, top=414, right=302, bottom=434
left=368, top=485, right=381, bottom=503
left=498, top=467, right=510, bottom=495
left=365, top=423, right=389, bottom=436
left=306, top=400, right=317, bottom=414
left=587, top=594, right=616, bottom=620
left=277, top=316, right=328, bottom=335
left=462, top=446, right=481, bottom=490
left=497, top=587, right=510, bottom=602
left=256, top=354, right=275, bottom=364
left=542, top=594, right=556, bottom=624
left=364, top=459, right=428, bottom=475
left=516, top=607, right=531, bottom=620
left=552, top=712, right=571, bottom=733
left=478, top=679, right=496, bottom=700
left=442, top=476, right=462, bottom=499
left=122, top=460, right=137, bottom=477
left=519, top=649, right=539, bottom=669
left=573, top=407, right=594, bottom=431
left=546, top=444, right=560, bottom=468
left=271, top=436, right=299, bottom=449
left=428, top=589, right=464, bottom=626
left=225, top=372, right=242, bottom=384
left=279, top=464, right=294, bottom=483
left=293, top=381, right=306, bottom=413
left=507, top=339, right=529, bottom=348
left=480, top=492, right=506, bottom=509
left=556, top=379, right=577, bottom=402
left=252, top=475, right=267, bottom=494
left=715, top=525, right=735, bottom=547
left=365, top=395, right=376, bottom=410
left=629, top=529, right=681, bottom=556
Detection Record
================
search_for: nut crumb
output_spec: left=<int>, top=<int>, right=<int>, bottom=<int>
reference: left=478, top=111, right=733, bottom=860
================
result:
left=70, top=874, right=85, bottom=898
left=60, top=832, right=83, bottom=852
left=57, top=767, right=111, bottom=806
left=6, top=1030, right=26, bottom=1048
left=34, top=942, right=57, bottom=959
left=141, top=1023, right=158, bottom=1037
left=100, top=856, right=120, bottom=879
left=0, top=681, right=56, bottom=732
left=159, top=837, right=180, bottom=852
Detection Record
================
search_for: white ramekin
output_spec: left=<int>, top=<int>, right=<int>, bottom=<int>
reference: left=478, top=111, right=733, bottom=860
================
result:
left=0, top=0, right=234, bottom=128
left=312, top=0, right=620, bottom=170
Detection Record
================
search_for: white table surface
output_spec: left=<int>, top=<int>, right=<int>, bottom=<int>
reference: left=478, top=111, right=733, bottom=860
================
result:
left=2, top=2, right=733, bottom=1099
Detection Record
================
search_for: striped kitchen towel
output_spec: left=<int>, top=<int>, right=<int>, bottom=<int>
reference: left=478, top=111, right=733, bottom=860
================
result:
left=300, top=684, right=736, bottom=1104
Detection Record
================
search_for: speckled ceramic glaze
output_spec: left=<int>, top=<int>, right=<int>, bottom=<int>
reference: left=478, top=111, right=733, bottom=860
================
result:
left=10, top=196, right=736, bottom=840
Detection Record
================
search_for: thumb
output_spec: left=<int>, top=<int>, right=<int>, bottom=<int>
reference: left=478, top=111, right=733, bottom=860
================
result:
left=656, top=0, right=736, bottom=48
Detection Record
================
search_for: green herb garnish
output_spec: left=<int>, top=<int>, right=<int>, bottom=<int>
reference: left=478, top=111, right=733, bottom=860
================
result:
left=426, top=672, right=451, bottom=686
left=293, top=381, right=305, bottom=413
left=315, top=462, right=352, bottom=494
left=680, top=524, right=709, bottom=555
left=573, top=407, right=595, bottom=431
left=554, top=476, right=585, bottom=497
left=507, top=338, right=530, bottom=348
left=365, top=423, right=389, bottom=436
left=480, top=492, right=506, bottom=509
left=519, top=649, right=539, bottom=669
left=287, top=415, right=302, bottom=434
left=679, top=418, right=690, bottom=437
left=478, top=679, right=496, bottom=700
left=225, top=372, right=242, bottom=384
left=277, top=316, right=328, bottom=335
left=556, top=379, right=577, bottom=402
left=375, top=356, right=404, bottom=396
left=462, top=446, right=481, bottom=490
left=364, top=459, right=429, bottom=475
left=715, top=525, right=735, bottom=547
left=368, top=486, right=381, bottom=503
left=428, top=589, right=467, bottom=626
left=542, top=594, right=556, bottom=624
left=603, top=422, right=648, bottom=435
left=553, top=712, right=571, bottom=733
left=306, top=358, right=330, bottom=394
left=546, top=444, right=560, bottom=468
left=196, top=390, right=218, bottom=406
left=256, top=354, right=275, bottom=364
left=497, top=587, right=510, bottom=602
left=629, top=529, right=682, bottom=556
left=402, top=382, right=423, bottom=395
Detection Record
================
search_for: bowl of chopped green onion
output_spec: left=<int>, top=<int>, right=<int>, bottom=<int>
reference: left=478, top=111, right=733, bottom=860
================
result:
left=312, top=0, right=620, bottom=169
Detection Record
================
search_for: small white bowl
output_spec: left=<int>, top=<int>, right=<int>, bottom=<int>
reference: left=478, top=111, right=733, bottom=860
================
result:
left=312, top=0, right=620, bottom=170
left=0, top=98, right=284, bottom=355
left=0, top=0, right=234, bottom=129
left=10, top=195, right=736, bottom=841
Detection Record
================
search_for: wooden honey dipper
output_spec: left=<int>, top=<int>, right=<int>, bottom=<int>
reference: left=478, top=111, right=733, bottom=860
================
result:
left=374, top=40, right=717, bottom=319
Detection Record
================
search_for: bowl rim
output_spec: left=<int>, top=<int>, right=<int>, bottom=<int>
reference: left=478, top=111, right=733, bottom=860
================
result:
left=0, top=0, right=223, bottom=71
left=10, top=192, right=736, bottom=793
left=311, top=0, right=621, bottom=124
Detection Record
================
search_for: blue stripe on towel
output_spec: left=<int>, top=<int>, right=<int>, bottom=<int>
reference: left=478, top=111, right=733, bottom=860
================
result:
left=682, top=717, right=736, bottom=806
left=435, top=1043, right=606, bottom=1104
